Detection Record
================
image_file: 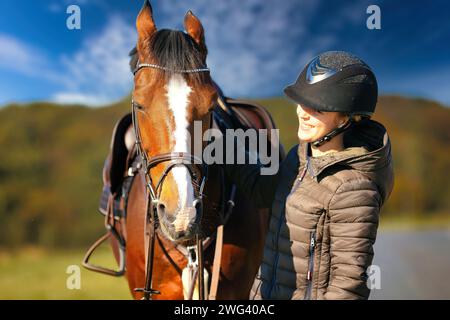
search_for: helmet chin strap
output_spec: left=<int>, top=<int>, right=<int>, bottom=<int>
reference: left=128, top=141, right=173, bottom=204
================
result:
left=311, top=118, right=353, bottom=148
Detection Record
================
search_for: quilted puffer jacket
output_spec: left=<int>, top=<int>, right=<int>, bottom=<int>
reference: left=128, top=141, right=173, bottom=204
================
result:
left=225, top=119, right=394, bottom=299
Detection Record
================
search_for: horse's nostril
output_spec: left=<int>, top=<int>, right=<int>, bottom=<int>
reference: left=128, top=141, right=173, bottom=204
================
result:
left=193, top=199, right=202, bottom=211
left=157, top=203, right=166, bottom=213
left=157, top=202, right=177, bottom=224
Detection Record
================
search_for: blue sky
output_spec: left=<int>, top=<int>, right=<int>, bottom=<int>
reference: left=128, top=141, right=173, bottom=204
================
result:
left=0, top=0, right=449, bottom=107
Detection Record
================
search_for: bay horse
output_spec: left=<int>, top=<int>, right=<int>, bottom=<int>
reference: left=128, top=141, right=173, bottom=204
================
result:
left=85, top=0, right=279, bottom=300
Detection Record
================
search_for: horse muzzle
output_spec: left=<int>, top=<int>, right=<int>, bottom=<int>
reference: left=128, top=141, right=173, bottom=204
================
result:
left=156, top=201, right=202, bottom=242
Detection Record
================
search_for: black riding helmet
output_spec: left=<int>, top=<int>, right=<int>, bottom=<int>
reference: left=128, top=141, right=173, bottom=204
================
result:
left=284, top=51, right=378, bottom=146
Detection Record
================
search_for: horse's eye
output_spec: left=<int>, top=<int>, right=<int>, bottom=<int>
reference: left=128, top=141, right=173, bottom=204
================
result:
left=134, top=103, right=144, bottom=111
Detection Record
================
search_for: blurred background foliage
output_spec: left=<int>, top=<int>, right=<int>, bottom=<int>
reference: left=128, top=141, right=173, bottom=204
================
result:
left=0, top=95, right=449, bottom=249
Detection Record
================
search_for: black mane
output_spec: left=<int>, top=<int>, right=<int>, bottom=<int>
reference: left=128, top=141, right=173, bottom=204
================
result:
left=129, top=29, right=208, bottom=83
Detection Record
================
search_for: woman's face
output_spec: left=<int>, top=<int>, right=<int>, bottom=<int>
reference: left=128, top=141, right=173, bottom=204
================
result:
left=297, top=104, right=347, bottom=143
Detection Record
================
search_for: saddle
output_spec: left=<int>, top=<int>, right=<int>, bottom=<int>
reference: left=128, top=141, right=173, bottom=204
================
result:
left=98, top=113, right=135, bottom=217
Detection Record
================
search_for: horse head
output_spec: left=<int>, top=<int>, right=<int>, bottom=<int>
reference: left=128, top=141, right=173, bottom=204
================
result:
left=131, top=0, right=218, bottom=243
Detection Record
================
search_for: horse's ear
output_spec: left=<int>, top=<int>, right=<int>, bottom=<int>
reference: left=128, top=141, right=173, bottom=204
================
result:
left=184, top=10, right=205, bottom=47
left=136, top=0, right=156, bottom=57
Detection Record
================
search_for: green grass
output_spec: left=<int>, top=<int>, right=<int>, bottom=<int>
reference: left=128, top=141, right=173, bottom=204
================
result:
left=0, top=246, right=131, bottom=300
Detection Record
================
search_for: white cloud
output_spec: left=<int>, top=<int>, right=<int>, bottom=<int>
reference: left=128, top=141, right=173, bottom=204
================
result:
left=0, top=33, right=65, bottom=86
left=51, top=15, right=136, bottom=106
left=0, top=14, right=136, bottom=107
left=52, top=92, right=115, bottom=106
left=0, top=34, right=48, bottom=77
left=155, top=0, right=332, bottom=97
left=50, top=1, right=337, bottom=105
left=2, top=1, right=338, bottom=106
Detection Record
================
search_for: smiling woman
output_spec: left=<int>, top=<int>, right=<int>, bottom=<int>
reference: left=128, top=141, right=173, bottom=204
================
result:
left=296, top=105, right=349, bottom=156
left=224, top=51, right=394, bottom=300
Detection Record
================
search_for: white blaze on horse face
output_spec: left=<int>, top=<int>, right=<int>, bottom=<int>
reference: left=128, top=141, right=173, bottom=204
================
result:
left=166, top=74, right=195, bottom=213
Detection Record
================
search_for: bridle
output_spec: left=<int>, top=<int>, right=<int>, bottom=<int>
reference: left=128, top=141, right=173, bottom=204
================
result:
left=131, top=100, right=208, bottom=217
left=133, top=63, right=210, bottom=74
left=131, top=62, right=212, bottom=218
left=131, top=62, right=213, bottom=299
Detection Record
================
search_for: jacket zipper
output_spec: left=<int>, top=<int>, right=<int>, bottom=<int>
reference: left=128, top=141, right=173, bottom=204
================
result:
left=267, top=162, right=309, bottom=298
left=304, top=231, right=316, bottom=300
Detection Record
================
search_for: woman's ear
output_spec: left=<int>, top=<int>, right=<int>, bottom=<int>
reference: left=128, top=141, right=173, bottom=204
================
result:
left=340, top=117, right=350, bottom=127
